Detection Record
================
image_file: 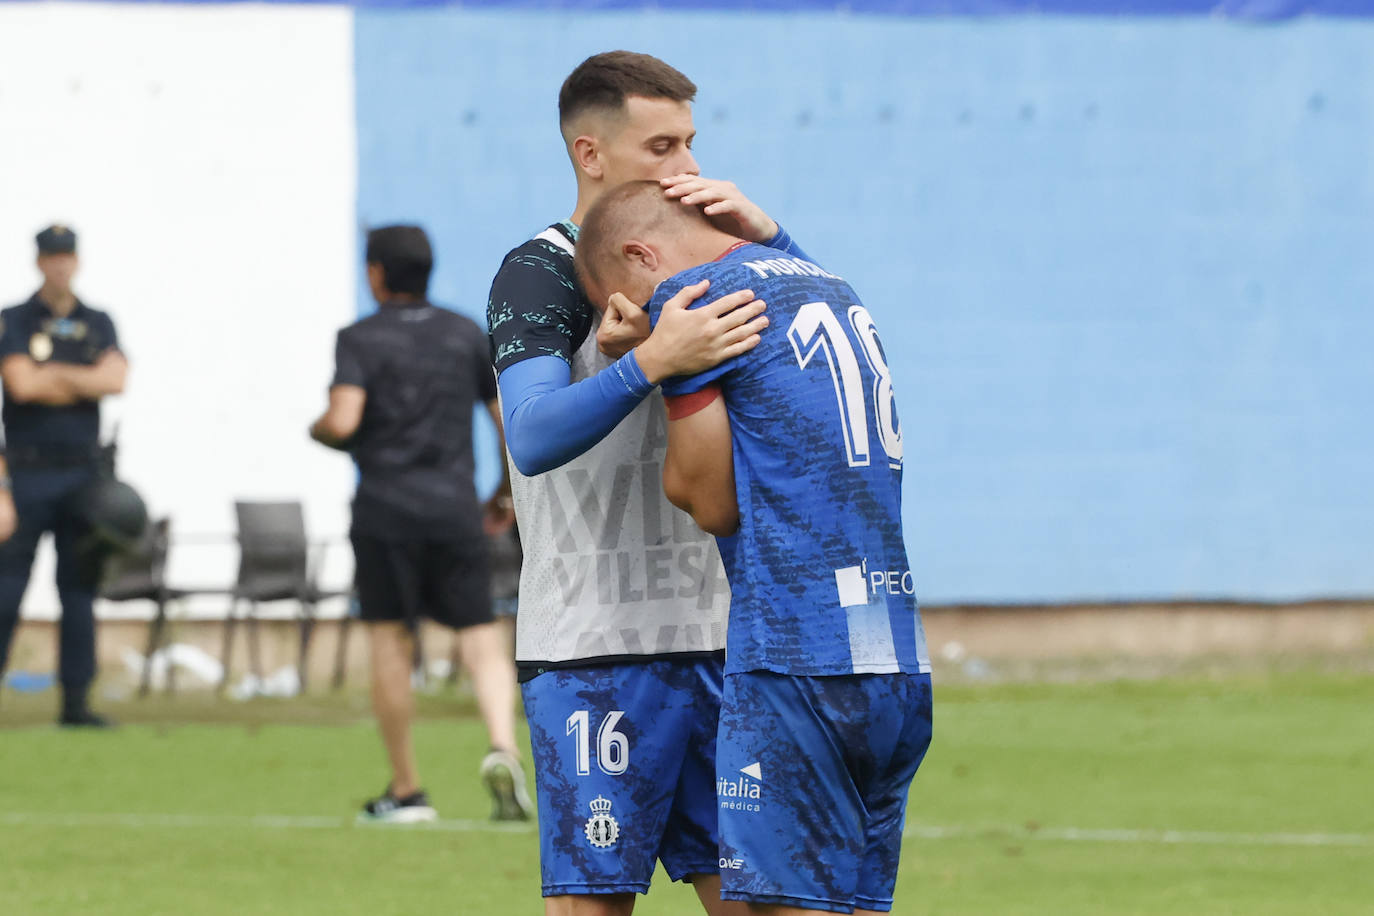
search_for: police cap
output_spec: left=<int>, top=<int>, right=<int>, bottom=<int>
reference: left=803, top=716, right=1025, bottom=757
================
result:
left=36, top=224, right=78, bottom=255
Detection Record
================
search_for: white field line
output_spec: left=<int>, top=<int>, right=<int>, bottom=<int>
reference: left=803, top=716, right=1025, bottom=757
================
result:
left=0, top=812, right=531, bottom=833
left=0, top=812, right=1367, bottom=847
left=902, top=824, right=1371, bottom=847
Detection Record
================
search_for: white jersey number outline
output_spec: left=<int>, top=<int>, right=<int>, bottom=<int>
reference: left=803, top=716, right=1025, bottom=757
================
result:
left=788, top=301, right=902, bottom=468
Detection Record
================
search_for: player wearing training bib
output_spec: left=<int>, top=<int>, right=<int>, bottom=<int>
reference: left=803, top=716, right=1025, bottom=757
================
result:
left=575, top=181, right=933, bottom=915
left=490, top=217, right=732, bottom=901
left=488, top=53, right=806, bottom=916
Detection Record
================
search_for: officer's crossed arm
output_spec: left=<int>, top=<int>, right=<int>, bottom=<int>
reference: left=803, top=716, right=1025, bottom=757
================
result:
left=662, top=385, right=738, bottom=537
left=0, top=351, right=126, bottom=406
left=309, top=385, right=365, bottom=451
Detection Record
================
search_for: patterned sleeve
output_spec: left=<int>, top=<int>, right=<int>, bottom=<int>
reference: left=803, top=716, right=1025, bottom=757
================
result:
left=487, top=239, right=590, bottom=374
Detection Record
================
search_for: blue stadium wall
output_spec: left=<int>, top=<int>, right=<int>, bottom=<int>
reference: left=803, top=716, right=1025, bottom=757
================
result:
left=354, top=3, right=1374, bottom=605
left=6, top=0, right=1367, bottom=605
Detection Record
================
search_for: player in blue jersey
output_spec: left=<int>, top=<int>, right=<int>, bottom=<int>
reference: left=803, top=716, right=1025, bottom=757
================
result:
left=575, top=181, right=934, bottom=915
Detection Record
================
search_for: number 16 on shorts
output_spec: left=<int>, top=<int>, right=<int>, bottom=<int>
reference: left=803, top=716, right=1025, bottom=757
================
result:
left=566, top=710, right=630, bottom=776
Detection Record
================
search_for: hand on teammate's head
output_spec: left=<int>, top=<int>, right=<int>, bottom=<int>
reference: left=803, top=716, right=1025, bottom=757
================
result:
left=660, top=174, right=779, bottom=244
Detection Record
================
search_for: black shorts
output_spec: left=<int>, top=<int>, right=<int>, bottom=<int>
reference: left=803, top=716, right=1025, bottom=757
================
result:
left=351, top=533, right=493, bottom=630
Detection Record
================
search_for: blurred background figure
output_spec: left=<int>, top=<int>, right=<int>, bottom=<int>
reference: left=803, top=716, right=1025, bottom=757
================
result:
left=0, top=225, right=129, bottom=728
left=310, top=225, right=530, bottom=824
left=485, top=503, right=520, bottom=657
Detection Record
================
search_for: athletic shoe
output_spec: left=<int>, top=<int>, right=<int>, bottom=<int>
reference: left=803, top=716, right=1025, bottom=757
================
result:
left=357, top=786, right=438, bottom=825
left=479, top=749, right=533, bottom=822
left=58, top=709, right=115, bottom=729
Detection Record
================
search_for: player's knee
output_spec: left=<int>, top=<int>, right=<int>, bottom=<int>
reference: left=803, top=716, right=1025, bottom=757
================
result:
left=545, top=894, right=635, bottom=916
left=365, top=621, right=413, bottom=655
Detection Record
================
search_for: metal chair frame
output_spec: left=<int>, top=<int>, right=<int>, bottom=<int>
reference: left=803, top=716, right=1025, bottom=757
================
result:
left=218, top=501, right=347, bottom=694
left=98, top=518, right=228, bottom=696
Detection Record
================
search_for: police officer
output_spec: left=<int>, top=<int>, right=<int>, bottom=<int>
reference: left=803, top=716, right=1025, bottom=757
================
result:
left=0, top=225, right=127, bottom=727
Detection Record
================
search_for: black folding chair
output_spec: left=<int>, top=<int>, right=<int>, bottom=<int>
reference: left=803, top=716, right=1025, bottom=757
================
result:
left=218, top=501, right=347, bottom=694
left=331, top=590, right=358, bottom=691
left=99, top=518, right=214, bottom=696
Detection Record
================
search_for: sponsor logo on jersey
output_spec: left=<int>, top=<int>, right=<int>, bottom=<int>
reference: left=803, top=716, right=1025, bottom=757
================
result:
left=719, top=856, right=745, bottom=870
left=835, top=560, right=916, bottom=608
left=583, top=795, right=620, bottom=850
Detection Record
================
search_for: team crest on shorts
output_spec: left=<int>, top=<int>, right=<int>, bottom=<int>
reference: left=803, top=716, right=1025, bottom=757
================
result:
left=583, top=795, right=620, bottom=849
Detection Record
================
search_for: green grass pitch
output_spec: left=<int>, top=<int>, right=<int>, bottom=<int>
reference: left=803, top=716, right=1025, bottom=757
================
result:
left=1, top=670, right=1370, bottom=915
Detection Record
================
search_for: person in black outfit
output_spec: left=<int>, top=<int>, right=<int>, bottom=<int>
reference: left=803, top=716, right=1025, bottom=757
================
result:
left=310, top=225, right=530, bottom=823
left=0, top=225, right=127, bottom=727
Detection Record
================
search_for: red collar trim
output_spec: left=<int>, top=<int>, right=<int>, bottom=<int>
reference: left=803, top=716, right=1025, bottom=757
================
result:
left=714, top=240, right=750, bottom=262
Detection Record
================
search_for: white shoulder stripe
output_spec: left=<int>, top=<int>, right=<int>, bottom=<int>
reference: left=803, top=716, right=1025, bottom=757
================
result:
left=534, top=228, right=575, bottom=256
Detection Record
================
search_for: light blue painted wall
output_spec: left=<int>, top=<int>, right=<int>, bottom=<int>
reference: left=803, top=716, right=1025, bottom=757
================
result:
left=355, top=12, right=1374, bottom=603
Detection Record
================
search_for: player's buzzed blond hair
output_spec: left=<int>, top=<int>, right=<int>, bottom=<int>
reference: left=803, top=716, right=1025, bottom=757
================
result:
left=575, top=179, right=702, bottom=307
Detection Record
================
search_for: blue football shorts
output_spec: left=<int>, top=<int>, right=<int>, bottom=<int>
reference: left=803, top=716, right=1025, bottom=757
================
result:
left=521, top=657, right=724, bottom=897
left=717, top=670, right=934, bottom=913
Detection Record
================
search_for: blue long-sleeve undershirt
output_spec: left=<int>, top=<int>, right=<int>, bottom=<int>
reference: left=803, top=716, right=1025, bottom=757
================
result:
left=500, top=223, right=810, bottom=476
left=767, top=225, right=811, bottom=263
left=500, top=352, right=653, bottom=476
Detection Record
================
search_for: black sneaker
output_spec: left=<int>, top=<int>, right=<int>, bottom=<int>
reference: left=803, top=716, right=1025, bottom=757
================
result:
left=480, top=749, right=533, bottom=822
left=58, top=709, right=115, bottom=729
left=357, top=786, right=438, bottom=825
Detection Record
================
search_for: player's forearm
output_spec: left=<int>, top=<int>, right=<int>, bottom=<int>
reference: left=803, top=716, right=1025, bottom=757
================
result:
left=663, top=398, right=739, bottom=537
left=499, top=354, right=654, bottom=477
left=663, top=460, right=739, bottom=537
left=309, top=414, right=353, bottom=451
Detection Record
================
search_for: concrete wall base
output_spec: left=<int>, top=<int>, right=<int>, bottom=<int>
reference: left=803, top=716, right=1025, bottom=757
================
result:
left=5, top=601, right=1370, bottom=691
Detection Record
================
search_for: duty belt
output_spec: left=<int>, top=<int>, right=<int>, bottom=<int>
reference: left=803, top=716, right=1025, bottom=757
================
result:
left=4, top=445, right=103, bottom=470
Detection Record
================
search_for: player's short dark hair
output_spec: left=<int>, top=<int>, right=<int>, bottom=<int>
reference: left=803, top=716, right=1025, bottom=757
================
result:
left=365, top=225, right=433, bottom=297
left=559, top=51, right=697, bottom=130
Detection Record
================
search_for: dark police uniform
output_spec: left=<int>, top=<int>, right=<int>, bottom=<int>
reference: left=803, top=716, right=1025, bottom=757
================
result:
left=334, top=300, right=497, bottom=629
left=0, top=228, right=122, bottom=704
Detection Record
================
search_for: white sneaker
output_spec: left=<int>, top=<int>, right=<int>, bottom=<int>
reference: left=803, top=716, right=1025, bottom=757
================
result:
left=480, top=750, right=534, bottom=822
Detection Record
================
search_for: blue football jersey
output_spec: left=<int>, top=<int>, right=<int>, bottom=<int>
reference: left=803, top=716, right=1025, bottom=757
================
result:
left=648, top=243, right=931, bottom=677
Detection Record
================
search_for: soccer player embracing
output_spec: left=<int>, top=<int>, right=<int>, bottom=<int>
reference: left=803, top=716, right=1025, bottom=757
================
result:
left=488, top=52, right=813, bottom=915
left=575, top=181, right=934, bottom=916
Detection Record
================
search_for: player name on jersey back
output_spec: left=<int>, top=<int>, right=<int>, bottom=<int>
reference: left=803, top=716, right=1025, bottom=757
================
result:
left=738, top=255, right=843, bottom=282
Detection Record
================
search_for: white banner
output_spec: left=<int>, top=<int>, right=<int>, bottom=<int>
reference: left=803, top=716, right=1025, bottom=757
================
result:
left=0, top=3, right=358, bottom=619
